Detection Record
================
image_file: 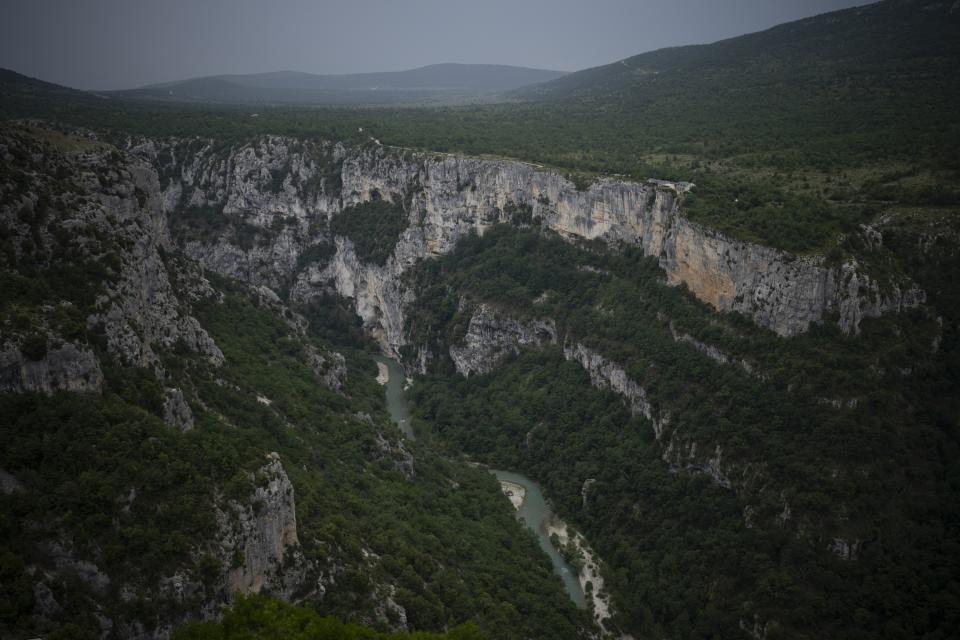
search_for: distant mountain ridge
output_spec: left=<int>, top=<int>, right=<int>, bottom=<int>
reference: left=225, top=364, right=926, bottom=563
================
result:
left=514, top=0, right=960, bottom=100
left=113, top=63, right=568, bottom=105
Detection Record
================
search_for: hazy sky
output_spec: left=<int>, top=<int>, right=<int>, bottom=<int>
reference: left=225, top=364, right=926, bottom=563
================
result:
left=1, top=0, right=869, bottom=90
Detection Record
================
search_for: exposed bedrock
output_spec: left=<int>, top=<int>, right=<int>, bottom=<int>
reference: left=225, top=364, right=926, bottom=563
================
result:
left=218, top=453, right=306, bottom=597
left=0, top=341, right=103, bottom=394
left=133, top=137, right=924, bottom=357
left=450, top=303, right=557, bottom=376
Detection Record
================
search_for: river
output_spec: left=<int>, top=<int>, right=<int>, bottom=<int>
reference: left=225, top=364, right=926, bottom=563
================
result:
left=491, top=469, right=587, bottom=609
left=375, top=355, right=587, bottom=608
left=374, top=355, right=414, bottom=439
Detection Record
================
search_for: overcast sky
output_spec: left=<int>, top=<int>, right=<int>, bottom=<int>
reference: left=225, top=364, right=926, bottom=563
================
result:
left=1, top=0, right=869, bottom=90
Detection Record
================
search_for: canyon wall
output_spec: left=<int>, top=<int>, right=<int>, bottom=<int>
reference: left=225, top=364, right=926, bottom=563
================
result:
left=449, top=303, right=556, bottom=376
left=132, top=137, right=923, bottom=356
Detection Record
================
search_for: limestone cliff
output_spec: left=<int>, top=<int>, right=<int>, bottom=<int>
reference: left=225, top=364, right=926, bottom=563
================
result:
left=450, top=304, right=557, bottom=376
left=130, top=136, right=923, bottom=360
left=561, top=342, right=733, bottom=484
left=0, top=126, right=223, bottom=395
left=667, top=320, right=759, bottom=376
left=83, top=155, right=224, bottom=373
left=444, top=310, right=741, bottom=496
left=562, top=342, right=666, bottom=438
left=218, top=453, right=308, bottom=597
left=0, top=341, right=103, bottom=393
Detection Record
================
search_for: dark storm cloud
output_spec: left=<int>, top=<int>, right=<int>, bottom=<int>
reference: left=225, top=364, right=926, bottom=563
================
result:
left=1, top=0, right=869, bottom=90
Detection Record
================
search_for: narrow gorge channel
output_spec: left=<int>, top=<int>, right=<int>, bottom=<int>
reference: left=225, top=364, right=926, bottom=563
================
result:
left=373, top=356, right=587, bottom=609
left=492, top=469, right=587, bottom=609
left=374, top=355, right=414, bottom=439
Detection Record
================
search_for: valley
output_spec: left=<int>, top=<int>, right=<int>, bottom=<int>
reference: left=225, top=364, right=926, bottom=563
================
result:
left=1, top=1, right=958, bottom=639
left=375, top=357, right=596, bottom=621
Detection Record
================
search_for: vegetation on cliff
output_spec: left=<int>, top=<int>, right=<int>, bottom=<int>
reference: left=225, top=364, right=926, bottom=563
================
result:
left=0, top=128, right=588, bottom=639
left=1, top=1, right=958, bottom=637
left=2, top=1, right=958, bottom=253
left=174, top=595, right=484, bottom=640
left=0, top=272, right=589, bottom=639
left=330, top=199, right=410, bottom=265
left=404, top=224, right=960, bottom=639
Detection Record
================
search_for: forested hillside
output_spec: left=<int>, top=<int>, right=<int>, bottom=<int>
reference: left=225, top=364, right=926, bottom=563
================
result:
left=4, top=1, right=957, bottom=254
left=113, top=64, right=568, bottom=106
left=0, top=125, right=588, bottom=639
left=1, top=0, right=958, bottom=638
left=402, top=221, right=959, bottom=638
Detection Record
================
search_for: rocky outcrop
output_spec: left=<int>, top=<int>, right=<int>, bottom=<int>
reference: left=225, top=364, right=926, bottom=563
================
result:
left=0, top=126, right=224, bottom=383
left=131, top=136, right=924, bottom=360
left=295, top=236, right=411, bottom=352
left=0, top=469, right=23, bottom=494
left=828, top=537, right=861, bottom=561
left=246, top=282, right=349, bottom=392
left=219, top=453, right=305, bottom=596
left=373, top=433, right=415, bottom=480
left=129, top=136, right=342, bottom=291
left=562, top=341, right=746, bottom=491
left=162, top=387, right=194, bottom=431
left=581, top=478, right=596, bottom=510
left=450, top=304, right=557, bottom=376
left=308, top=347, right=347, bottom=392
left=0, top=342, right=103, bottom=393
left=667, top=321, right=758, bottom=376
left=83, top=157, right=224, bottom=373
left=562, top=342, right=665, bottom=438
left=661, top=437, right=733, bottom=489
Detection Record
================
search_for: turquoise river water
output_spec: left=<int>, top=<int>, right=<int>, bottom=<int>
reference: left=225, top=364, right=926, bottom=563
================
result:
left=375, top=356, right=586, bottom=608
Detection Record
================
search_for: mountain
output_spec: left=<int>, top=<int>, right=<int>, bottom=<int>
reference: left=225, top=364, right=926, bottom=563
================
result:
left=515, top=0, right=960, bottom=100
left=0, top=67, right=95, bottom=101
left=113, top=63, right=568, bottom=105
left=1, top=1, right=959, bottom=638
left=2, top=115, right=955, bottom=640
left=0, top=123, right=589, bottom=640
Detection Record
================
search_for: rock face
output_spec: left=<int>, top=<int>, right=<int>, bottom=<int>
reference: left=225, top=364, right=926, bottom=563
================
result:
left=219, top=453, right=304, bottom=596
left=562, top=341, right=741, bottom=490
left=562, top=342, right=665, bottom=438
left=338, top=151, right=922, bottom=339
left=450, top=304, right=557, bottom=376
left=667, top=321, right=758, bottom=376
left=0, top=342, right=103, bottom=393
left=829, top=537, right=861, bottom=561
left=132, top=137, right=924, bottom=360
left=446, top=316, right=741, bottom=494
left=298, top=236, right=411, bottom=352
left=162, top=387, right=194, bottom=431
left=82, top=156, right=224, bottom=373
left=0, top=469, right=23, bottom=494
left=0, top=126, right=224, bottom=392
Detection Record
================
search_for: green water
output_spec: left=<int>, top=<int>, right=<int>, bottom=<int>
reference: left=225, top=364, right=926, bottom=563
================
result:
left=492, top=469, right=587, bottom=609
left=374, top=356, right=585, bottom=607
left=374, top=355, right=414, bottom=439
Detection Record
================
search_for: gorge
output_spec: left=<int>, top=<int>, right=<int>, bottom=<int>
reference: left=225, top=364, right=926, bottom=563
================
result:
left=2, top=2, right=959, bottom=633
left=2, top=119, right=954, bottom=638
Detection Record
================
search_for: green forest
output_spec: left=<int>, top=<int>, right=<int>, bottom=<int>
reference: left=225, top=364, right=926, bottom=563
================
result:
left=0, top=135, right=589, bottom=639
left=2, top=1, right=959, bottom=638
left=0, top=275, right=589, bottom=639
left=3, top=0, right=959, bottom=254
left=402, top=223, right=960, bottom=639
left=173, top=596, right=485, bottom=640
left=330, top=200, right=410, bottom=265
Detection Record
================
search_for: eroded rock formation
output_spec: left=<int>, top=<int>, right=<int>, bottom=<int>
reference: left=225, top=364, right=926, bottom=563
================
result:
left=0, top=341, right=103, bottom=393
left=219, top=453, right=306, bottom=596
left=130, top=136, right=924, bottom=360
left=450, top=304, right=556, bottom=376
